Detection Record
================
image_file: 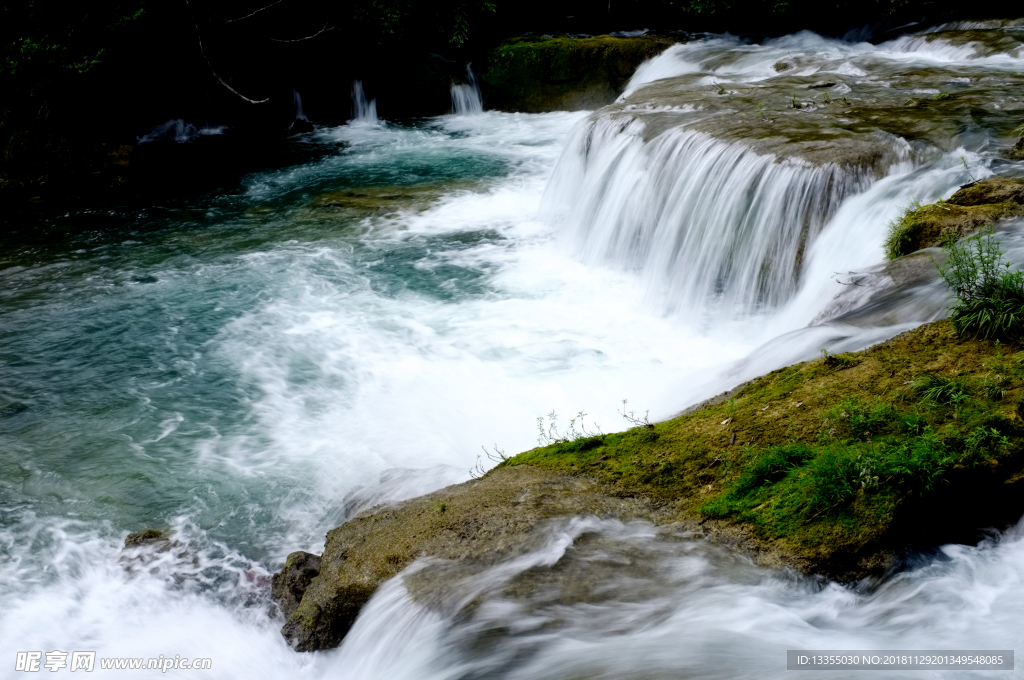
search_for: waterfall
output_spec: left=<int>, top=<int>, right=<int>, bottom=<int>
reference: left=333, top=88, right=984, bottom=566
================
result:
left=450, top=65, right=483, bottom=116
left=542, top=116, right=905, bottom=316
left=350, top=80, right=379, bottom=124
left=293, top=91, right=308, bottom=121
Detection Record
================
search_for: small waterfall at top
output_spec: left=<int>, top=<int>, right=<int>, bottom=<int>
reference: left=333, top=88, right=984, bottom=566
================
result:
left=450, top=65, right=483, bottom=115
left=542, top=117, right=894, bottom=317
left=350, top=80, right=379, bottom=124
left=293, top=90, right=308, bottom=121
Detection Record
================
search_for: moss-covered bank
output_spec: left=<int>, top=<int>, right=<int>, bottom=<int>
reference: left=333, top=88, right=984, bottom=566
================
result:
left=275, top=319, right=1024, bottom=651
left=883, top=177, right=1024, bottom=258
left=476, top=35, right=676, bottom=112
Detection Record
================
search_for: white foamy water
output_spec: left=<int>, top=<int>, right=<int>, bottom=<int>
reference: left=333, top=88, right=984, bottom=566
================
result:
left=2, top=23, right=1024, bottom=680
left=451, top=65, right=484, bottom=115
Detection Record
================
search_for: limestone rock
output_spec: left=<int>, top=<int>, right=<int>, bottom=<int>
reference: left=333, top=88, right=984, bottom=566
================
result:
left=271, top=551, right=322, bottom=619
left=278, top=465, right=668, bottom=651
left=124, top=528, right=172, bottom=549
left=1008, top=136, right=1024, bottom=160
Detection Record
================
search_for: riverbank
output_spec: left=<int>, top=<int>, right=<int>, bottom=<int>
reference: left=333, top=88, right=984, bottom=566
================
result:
left=274, top=317, right=1024, bottom=650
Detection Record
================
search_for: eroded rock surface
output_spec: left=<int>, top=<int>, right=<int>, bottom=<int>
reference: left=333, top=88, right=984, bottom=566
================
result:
left=593, top=24, right=1024, bottom=173
left=887, top=176, right=1024, bottom=257
left=278, top=466, right=669, bottom=651
left=271, top=551, right=322, bottom=619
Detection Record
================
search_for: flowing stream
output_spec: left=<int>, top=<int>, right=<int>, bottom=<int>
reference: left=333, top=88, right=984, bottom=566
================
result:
left=2, top=25, right=1024, bottom=679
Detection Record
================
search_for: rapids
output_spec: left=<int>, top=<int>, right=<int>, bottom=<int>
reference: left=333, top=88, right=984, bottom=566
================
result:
left=2, top=23, right=1023, bottom=679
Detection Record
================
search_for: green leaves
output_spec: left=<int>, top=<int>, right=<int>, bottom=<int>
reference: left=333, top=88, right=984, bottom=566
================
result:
left=939, top=231, right=1024, bottom=340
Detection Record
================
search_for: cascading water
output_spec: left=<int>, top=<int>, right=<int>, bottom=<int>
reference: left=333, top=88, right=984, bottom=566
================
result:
left=450, top=65, right=484, bottom=116
left=542, top=120, right=885, bottom=314
left=2, top=21, right=1024, bottom=680
left=350, top=80, right=378, bottom=123
left=294, top=91, right=309, bottom=121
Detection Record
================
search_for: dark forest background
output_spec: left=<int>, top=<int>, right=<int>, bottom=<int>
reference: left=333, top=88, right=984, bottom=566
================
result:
left=1, top=0, right=972, bottom=206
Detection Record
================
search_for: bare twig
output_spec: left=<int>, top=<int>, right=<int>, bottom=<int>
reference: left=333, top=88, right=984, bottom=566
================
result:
left=184, top=0, right=269, bottom=104
left=225, top=0, right=285, bottom=23
left=268, top=22, right=333, bottom=42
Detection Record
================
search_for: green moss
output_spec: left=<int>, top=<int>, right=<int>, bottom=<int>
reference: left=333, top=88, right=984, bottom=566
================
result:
left=505, top=320, right=1024, bottom=561
left=476, top=35, right=674, bottom=112
left=883, top=178, right=1024, bottom=258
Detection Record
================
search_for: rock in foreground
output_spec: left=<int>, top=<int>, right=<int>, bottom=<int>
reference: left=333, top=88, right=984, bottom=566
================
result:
left=280, top=467, right=666, bottom=651
left=276, top=320, right=1024, bottom=651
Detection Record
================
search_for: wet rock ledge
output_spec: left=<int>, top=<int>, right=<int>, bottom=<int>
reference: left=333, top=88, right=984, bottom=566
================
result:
left=275, top=320, right=1024, bottom=652
left=884, top=176, right=1024, bottom=258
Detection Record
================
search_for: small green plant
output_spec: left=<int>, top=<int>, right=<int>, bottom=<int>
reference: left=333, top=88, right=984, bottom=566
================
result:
left=826, top=397, right=897, bottom=439
left=731, top=443, right=813, bottom=496
left=820, top=348, right=856, bottom=369
left=932, top=92, right=951, bottom=101
left=913, top=373, right=972, bottom=406
left=619, top=400, right=658, bottom=443
left=883, top=199, right=923, bottom=259
left=470, top=443, right=508, bottom=479
left=962, top=425, right=1010, bottom=465
left=939, top=229, right=960, bottom=250
left=757, top=102, right=771, bottom=123
left=961, top=155, right=978, bottom=183
left=823, top=92, right=830, bottom=103
left=938, top=231, right=1024, bottom=339
left=537, top=410, right=603, bottom=451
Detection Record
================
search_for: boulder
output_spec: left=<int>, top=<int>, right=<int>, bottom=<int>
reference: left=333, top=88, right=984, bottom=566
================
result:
left=278, top=466, right=669, bottom=651
left=271, top=551, right=322, bottom=619
left=1010, top=136, right=1024, bottom=160
left=884, top=176, right=1024, bottom=258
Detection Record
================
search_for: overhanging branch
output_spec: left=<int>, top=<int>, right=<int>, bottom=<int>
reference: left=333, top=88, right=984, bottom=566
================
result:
left=268, top=22, right=332, bottom=42
left=225, top=0, right=285, bottom=23
left=184, top=0, right=269, bottom=104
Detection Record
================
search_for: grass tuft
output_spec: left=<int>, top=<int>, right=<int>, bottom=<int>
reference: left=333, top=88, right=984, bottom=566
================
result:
left=939, top=231, right=1024, bottom=340
left=883, top=199, right=923, bottom=259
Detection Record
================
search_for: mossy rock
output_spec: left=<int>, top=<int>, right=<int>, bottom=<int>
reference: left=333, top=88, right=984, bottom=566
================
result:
left=1009, top=136, right=1024, bottom=160
left=280, top=466, right=666, bottom=651
left=884, top=177, right=1024, bottom=258
left=271, top=551, right=321, bottom=619
left=510, top=319, right=1024, bottom=571
left=124, top=528, right=171, bottom=549
left=476, top=35, right=676, bottom=112
left=277, top=319, right=1024, bottom=651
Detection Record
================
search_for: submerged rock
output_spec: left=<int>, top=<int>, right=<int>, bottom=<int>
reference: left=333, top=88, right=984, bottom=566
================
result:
left=124, top=528, right=173, bottom=549
left=119, top=528, right=183, bottom=575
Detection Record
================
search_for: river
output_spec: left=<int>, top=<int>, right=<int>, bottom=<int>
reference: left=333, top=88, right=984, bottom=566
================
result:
left=2, top=24, right=1023, bottom=679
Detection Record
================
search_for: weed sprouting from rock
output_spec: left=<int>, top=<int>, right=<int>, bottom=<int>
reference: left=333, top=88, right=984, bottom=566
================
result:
left=536, top=409, right=603, bottom=452
left=620, top=399, right=658, bottom=443
left=470, top=444, right=508, bottom=479
left=882, top=199, right=923, bottom=259
left=938, top=231, right=1024, bottom=339
left=961, top=155, right=978, bottom=183
left=913, top=373, right=972, bottom=406
left=820, top=348, right=856, bottom=370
